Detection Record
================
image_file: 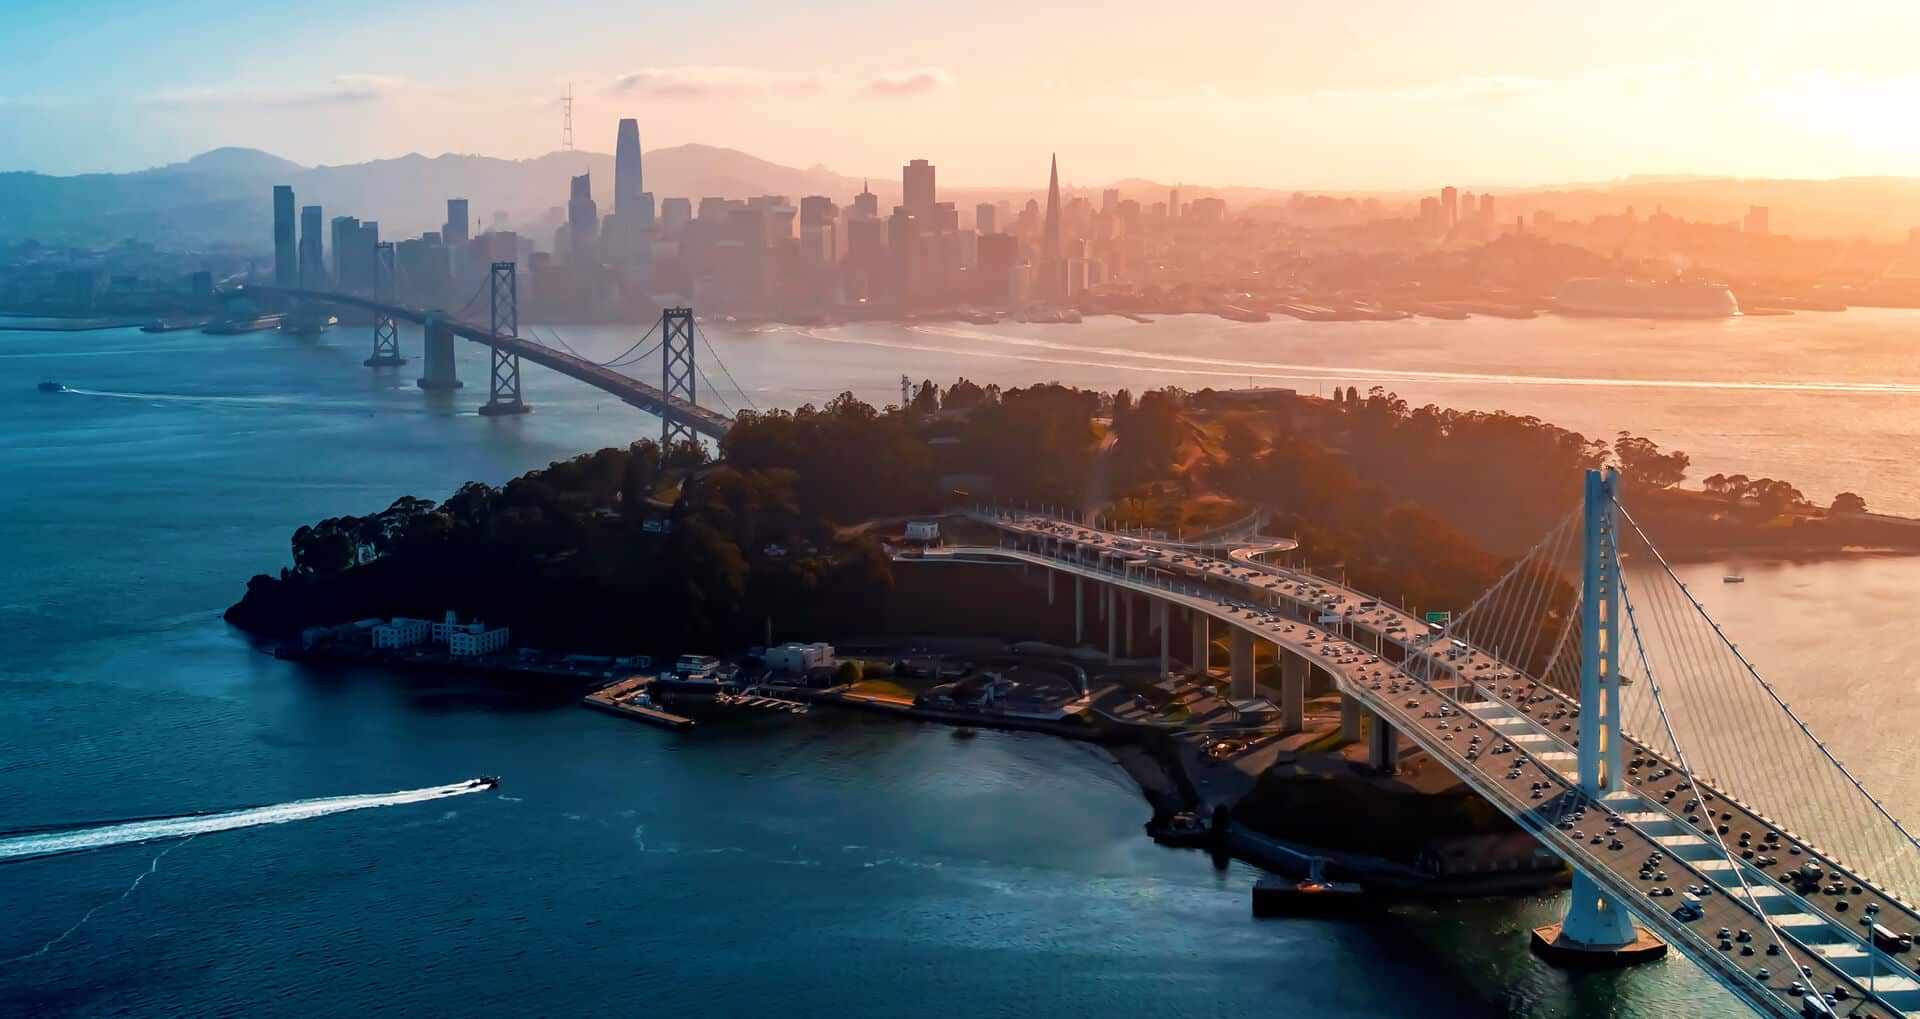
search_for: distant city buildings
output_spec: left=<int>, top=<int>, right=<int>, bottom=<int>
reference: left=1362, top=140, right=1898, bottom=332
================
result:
left=298, top=205, right=324, bottom=288
left=272, top=185, right=297, bottom=288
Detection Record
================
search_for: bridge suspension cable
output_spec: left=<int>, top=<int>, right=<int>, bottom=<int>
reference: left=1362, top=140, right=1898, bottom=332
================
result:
left=693, top=321, right=757, bottom=414
left=1612, top=503, right=1920, bottom=906
left=1610, top=533, right=1818, bottom=1000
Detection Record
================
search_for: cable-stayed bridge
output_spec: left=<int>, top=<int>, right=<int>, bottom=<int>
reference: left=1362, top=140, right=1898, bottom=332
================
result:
left=927, top=472, right=1919, bottom=1018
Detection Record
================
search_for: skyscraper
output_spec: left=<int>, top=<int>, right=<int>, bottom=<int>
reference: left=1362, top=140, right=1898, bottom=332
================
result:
left=615, top=119, right=644, bottom=217
left=298, top=205, right=324, bottom=288
left=1042, top=154, right=1062, bottom=262
left=1441, top=186, right=1459, bottom=229
left=568, top=173, right=599, bottom=267
left=975, top=202, right=996, bottom=234
left=272, top=185, right=297, bottom=287
left=852, top=180, right=879, bottom=220
left=330, top=215, right=360, bottom=288
left=903, top=159, right=936, bottom=216
left=444, top=198, right=470, bottom=248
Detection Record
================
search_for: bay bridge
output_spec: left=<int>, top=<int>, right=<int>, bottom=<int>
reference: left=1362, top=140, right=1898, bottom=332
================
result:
left=231, top=258, right=742, bottom=445
left=916, top=473, right=1920, bottom=1018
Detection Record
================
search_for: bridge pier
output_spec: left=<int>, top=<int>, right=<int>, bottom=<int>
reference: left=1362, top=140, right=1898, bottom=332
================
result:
left=1366, top=708, right=1399, bottom=773
left=1074, top=575, right=1084, bottom=644
left=1534, top=468, right=1666, bottom=969
left=1106, top=584, right=1118, bottom=661
left=415, top=318, right=462, bottom=390
left=479, top=262, right=532, bottom=416
left=1230, top=628, right=1255, bottom=700
left=1124, top=592, right=1135, bottom=657
left=1156, top=601, right=1170, bottom=677
left=1191, top=612, right=1208, bottom=674
left=1280, top=651, right=1307, bottom=733
left=1047, top=569, right=1055, bottom=607
left=365, top=242, right=406, bottom=366
left=1340, top=692, right=1362, bottom=743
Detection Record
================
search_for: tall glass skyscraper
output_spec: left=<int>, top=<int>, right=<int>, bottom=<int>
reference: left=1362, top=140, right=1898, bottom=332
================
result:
left=273, top=185, right=297, bottom=287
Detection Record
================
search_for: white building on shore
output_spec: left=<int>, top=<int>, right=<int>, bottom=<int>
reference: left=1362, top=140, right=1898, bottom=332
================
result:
left=764, top=642, right=835, bottom=674
left=371, top=616, right=432, bottom=649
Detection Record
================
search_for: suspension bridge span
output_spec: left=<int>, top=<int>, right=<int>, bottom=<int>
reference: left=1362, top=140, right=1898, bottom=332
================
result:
left=909, top=473, right=1920, bottom=1019
left=231, top=267, right=736, bottom=442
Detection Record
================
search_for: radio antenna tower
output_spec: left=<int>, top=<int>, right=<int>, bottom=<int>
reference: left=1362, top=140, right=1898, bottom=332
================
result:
left=561, top=84, right=574, bottom=153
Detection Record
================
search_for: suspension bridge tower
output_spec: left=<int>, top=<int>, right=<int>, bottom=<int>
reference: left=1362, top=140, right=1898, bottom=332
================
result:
left=1532, top=467, right=1666, bottom=966
left=364, top=242, right=406, bottom=367
left=478, top=262, right=531, bottom=416
left=659, top=307, right=696, bottom=446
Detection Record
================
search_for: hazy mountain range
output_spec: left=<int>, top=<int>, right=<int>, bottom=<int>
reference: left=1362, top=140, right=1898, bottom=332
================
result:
left=0, top=145, right=882, bottom=250
left=6, top=145, right=1920, bottom=250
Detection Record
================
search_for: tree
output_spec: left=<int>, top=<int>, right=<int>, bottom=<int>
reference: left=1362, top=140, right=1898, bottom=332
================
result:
left=1702, top=473, right=1728, bottom=496
left=1830, top=491, right=1868, bottom=515
left=1345, top=385, right=1359, bottom=405
left=943, top=378, right=987, bottom=412
left=909, top=379, right=939, bottom=418
left=1613, top=432, right=1689, bottom=489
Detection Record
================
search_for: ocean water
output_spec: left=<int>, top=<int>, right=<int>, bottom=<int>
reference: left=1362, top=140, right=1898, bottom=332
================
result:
left=4, top=315, right=1917, bottom=1016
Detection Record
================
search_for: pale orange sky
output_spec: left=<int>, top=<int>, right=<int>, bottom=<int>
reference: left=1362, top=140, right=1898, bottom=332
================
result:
left=6, top=0, right=1920, bottom=187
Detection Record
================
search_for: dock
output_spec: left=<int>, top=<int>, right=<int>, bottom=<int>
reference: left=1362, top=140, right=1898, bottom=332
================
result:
left=583, top=676, right=696, bottom=730
left=717, top=686, right=810, bottom=715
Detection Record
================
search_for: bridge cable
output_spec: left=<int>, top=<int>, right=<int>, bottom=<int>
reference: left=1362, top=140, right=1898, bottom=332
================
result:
left=590, top=318, right=665, bottom=369
left=1612, top=537, right=1818, bottom=1005
left=603, top=338, right=664, bottom=371
left=691, top=362, right=739, bottom=419
left=1620, top=503, right=1920, bottom=903
left=692, top=321, right=757, bottom=413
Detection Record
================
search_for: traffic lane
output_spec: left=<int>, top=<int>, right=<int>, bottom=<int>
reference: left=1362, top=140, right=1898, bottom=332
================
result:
left=1377, top=675, right=1872, bottom=1015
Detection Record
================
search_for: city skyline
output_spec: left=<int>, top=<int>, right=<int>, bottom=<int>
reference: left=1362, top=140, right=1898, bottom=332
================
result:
left=8, top=1, right=1920, bottom=187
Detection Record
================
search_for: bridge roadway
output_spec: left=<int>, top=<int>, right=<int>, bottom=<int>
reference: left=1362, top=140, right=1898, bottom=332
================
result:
left=238, top=285, right=734, bottom=439
left=955, top=509, right=1920, bottom=1018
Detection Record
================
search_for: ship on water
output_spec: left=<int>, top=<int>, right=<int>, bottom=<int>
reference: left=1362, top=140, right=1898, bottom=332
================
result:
left=1554, top=276, right=1741, bottom=319
left=280, top=307, right=338, bottom=337
left=204, top=313, right=285, bottom=335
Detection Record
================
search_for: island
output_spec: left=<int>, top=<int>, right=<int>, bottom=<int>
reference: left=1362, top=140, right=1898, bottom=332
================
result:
left=228, top=381, right=1920, bottom=895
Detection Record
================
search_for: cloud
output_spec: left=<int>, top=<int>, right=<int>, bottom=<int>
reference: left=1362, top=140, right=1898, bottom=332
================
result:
left=604, top=67, right=824, bottom=99
left=140, top=75, right=405, bottom=111
left=863, top=68, right=954, bottom=97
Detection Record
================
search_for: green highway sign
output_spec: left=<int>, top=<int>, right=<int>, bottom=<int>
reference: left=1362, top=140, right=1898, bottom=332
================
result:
left=1424, top=611, right=1452, bottom=625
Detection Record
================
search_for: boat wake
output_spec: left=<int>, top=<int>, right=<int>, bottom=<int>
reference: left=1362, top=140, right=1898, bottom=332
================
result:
left=785, top=323, right=1920, bottom=396
left=61, top=387, right=302, bottom=407
left=0, top=781, right=488, bottom=864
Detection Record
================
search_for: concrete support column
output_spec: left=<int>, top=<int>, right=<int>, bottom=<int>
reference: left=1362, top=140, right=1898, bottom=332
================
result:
left=416, top=320, right=462, bottom=390
left=1074, top=576, right=1084, bottom=644
left=1106, top=585, right=1118, bottom=661
left=1230, top=628, right=1255, bottom=701
left=1340, top=692, right=1362, bottom=743
left=1124, top=593, right=1135, bottom=657
left=1047, top=568, right=1055, bottom=607
left=1157, top=601, right=1170, bottom=677
left=1367, top=708, right=1399, bottom=773
left=1191, top=612, right=1208, bottom=674
left=1280, top=652, right=1307, bottom=733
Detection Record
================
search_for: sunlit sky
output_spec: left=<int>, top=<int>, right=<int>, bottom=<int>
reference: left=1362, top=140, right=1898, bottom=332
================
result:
left=7, top=0, right=1920, bottom=188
